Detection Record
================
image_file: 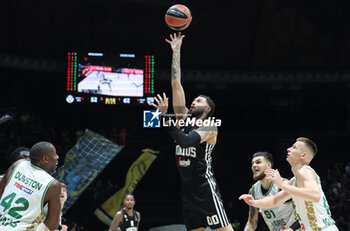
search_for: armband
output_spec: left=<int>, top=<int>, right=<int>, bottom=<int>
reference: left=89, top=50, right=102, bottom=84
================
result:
left=289, top=220, right=301, bottom=231
left=165, top=122, right=201, bottom=148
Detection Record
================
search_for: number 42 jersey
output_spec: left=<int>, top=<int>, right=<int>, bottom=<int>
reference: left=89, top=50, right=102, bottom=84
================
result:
left=0, top=160, right=56, bottom=230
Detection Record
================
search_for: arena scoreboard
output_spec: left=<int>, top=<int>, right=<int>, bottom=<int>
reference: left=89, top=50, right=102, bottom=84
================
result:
left=65, top=52, right=155, bottom=106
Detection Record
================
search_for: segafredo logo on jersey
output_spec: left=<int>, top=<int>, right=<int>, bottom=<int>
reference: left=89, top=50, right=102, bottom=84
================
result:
left=14, top=182, right=34, bottom=195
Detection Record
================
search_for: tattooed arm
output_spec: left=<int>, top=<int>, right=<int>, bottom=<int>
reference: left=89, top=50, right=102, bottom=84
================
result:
left=165, top=32, right=189, bottom=120
left=243, top=189, right=258, bottom=231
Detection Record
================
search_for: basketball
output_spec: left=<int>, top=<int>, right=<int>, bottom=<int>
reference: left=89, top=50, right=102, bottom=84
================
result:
left=165, top=4, right=192, bottom=31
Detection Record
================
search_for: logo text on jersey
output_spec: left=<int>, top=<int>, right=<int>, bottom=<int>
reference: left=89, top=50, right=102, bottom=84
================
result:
left=178, top=157, right=191, bottom=167
left=15, top=171, right=43, bottom=191
left=14, top=182, right=33, bottom=195
left=176, top=146, right=196, bottom=158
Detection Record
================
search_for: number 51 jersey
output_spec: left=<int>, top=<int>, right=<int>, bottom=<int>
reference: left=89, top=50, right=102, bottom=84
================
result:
left=0, top=160, right=56, bottom=230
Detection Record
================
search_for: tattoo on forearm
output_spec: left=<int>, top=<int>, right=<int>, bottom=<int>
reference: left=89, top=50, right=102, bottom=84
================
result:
left=249, top=206, right=256, bottom=218
left=171, top=52, right=180, bottom=80
left=249, top=206, right=258, bottom=229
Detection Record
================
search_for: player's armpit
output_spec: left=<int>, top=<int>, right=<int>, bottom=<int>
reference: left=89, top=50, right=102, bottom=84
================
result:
left=195, top=125, right=217, bottom=143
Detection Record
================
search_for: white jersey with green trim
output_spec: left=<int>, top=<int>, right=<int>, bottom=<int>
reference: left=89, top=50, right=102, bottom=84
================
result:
left=252, top=180, right=300, bottom=231
left=291, top=165, right=338, bottom=231
left=0, top=160, right=56, bottom=230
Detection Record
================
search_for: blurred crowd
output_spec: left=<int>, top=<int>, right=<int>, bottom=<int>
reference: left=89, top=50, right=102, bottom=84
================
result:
left=323, top=162, right=350, bottom=231
left=0, top=107, right=126, bottom=171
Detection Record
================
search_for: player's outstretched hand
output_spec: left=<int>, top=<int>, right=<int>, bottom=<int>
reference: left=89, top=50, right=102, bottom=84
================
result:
left=238, top=194, right=255, bottom=206
left=165, top=32, right=185, bottom=52
left=264, top=169, right=283, bottom=188
left=152, top=93, right=169, bottom=115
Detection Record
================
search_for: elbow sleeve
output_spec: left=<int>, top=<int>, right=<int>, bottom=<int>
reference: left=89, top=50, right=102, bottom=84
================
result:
left=167, top=126, right=201, bottom=148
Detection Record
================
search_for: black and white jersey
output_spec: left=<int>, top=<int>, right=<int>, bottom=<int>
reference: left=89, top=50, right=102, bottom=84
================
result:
left=119, top=209, right=139, bottom=231
left=175, top=126, right=215, bottom=182
left=174, top=126, right=230, bottom=229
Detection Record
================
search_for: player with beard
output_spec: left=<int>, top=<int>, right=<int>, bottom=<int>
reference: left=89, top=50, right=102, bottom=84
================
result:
left=243, top=152, right=301, bottom=231
left=151, top=32, right=232, bottom=231
left=108, top=194, right=140, bottom=231
left=240, top=138, right=338, bottom=231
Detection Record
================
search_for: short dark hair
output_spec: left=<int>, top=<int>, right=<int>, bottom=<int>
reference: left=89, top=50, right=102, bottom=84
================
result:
left=30, top=141, right=54, bottom=162
left=252, top=152, right=273, bottom=167
left=199, top=95, right=215, bottom=118
left=10, top=147, right=30, bottom=164
left=125, top=194, right=135, bottom=200
left=296, top=137, right=317, bottom=158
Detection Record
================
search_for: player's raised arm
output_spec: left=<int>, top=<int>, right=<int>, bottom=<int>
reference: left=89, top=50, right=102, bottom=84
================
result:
left=165, top=32, right=189, bottom=120
left=152, top=93, right=169, bottom=116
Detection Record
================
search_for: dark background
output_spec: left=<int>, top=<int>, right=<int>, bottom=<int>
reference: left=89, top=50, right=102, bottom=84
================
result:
left=0, top=0, right=350, bottom=230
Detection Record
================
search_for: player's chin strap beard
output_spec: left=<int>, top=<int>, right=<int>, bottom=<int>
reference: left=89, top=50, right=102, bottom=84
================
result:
left=188, top=109, right=202, bottom=118
left=253, top=172, right=266, bottom=181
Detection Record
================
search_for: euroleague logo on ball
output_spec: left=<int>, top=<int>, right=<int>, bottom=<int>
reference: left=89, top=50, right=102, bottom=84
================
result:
left=165, top=4, right=192, bottom=31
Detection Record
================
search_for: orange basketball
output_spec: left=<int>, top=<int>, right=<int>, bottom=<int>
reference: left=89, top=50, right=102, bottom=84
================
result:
left=165, top=4, right=192, bottom=31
